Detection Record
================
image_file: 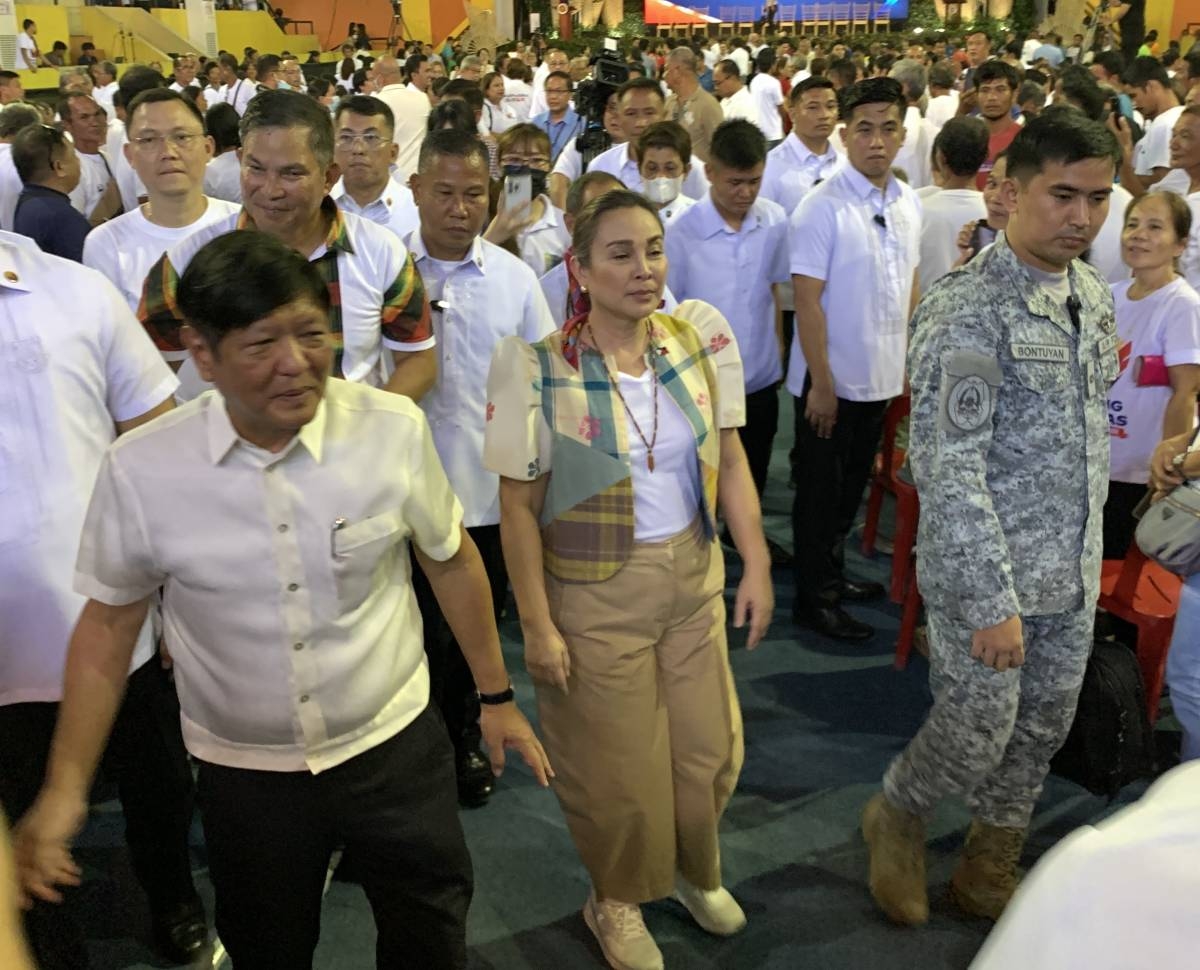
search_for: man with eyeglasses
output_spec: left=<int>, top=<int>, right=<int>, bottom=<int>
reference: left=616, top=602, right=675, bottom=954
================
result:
left=11, top=124, right=89, bottom=262
left=714, top=59, right=762, bottom=128
left=84, top=89, right=238, bottom=314
left=330, top=95, right=419, bottom=241
left=528, top=47, right=570, bottom=120
left=484, top=123, right=570, bottom=276
left=138, top=89, right=437, bottom=404
left=530, top=70, right=582, bottom=164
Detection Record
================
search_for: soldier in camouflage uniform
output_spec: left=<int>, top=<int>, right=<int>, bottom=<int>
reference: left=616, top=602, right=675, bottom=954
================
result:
left=862, top=108, right=1123, bottom=927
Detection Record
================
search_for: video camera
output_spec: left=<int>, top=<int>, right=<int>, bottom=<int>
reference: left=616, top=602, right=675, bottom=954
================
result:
left=573, top=39, right=629, bottom=168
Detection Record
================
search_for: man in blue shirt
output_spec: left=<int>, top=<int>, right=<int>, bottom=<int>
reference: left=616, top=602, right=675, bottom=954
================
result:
left=1031, top=33, right=1065, bottom=69
left=530, top=70, right=583, bottom=164
left=11, top=124, right=89, bottom=263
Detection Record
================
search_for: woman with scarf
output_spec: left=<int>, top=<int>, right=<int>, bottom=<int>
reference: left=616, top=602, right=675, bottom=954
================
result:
left=484, top=189, right=772, bottom=970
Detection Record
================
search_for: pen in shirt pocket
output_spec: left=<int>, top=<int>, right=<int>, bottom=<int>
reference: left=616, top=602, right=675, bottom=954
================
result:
left=330, top=517, right=346, bottom=556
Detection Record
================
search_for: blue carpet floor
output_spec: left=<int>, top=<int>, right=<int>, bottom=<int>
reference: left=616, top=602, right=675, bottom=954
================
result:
left=68, top=403, right=1173, bottom=969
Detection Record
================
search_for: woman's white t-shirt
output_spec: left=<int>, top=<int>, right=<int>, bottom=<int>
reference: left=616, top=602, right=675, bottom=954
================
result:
left=618, top=369, right=701, bottom=541
left=1107, top=277, right=1200, bottom=483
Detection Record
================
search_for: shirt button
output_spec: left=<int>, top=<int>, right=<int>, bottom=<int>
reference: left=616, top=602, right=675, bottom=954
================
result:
left=277, top=524, right=289, bottom=533
left=287, top=582, right=300, bottom=592
left=293, top=642, right=304, bottom=651
left=299, top=694, right=310, bottom=703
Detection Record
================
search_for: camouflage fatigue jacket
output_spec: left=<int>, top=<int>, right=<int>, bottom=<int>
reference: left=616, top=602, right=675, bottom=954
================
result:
left=908, top=233, right=1117, bottom=630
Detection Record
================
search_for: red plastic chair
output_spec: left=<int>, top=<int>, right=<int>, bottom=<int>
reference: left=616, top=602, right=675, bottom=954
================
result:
left=1098, top=545, right=1183, bottom=723
left=861, top=396, right=919, bottom=604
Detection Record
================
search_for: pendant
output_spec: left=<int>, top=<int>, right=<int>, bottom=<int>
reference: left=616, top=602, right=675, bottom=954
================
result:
left=647, top=453, right=655, bottom=473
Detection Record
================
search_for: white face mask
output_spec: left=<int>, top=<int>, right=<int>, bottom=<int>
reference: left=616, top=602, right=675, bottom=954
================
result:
left=644, top=175, right=683, bottom=205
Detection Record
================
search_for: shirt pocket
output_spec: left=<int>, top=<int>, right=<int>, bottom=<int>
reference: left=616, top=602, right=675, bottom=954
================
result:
left=1012, top=359, right=1073, bottom=394
left=331, top=509, right=405, bottom=612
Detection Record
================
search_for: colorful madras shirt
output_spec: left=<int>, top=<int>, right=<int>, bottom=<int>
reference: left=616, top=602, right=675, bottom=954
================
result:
left=138, top=197, right=433, bottom=386
left=483, top=300, right=746, bottom=583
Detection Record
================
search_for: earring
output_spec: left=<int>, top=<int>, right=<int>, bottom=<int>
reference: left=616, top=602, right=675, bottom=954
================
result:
left=580, top=285, right=588, bottom=293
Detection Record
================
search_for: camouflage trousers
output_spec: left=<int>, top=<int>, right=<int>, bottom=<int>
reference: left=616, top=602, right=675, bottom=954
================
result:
left=883, top=605, right=1094, bottom=830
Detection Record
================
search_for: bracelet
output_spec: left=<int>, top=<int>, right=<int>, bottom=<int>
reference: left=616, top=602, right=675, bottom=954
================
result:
left=477, top=682, right=515, bottom=705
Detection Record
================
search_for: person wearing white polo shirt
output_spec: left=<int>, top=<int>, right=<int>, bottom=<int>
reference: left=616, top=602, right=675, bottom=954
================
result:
left=167, top=55, right=200, bottom=94
left=0, top=236, right=209, bottom=969
left=1120, top=56, right=1183, bottom=195
left=89, top=61, right=119, bottom=117
left=330, top=95, right=419, bottom=241
left=372, top=55, right=431, bottom=183
left=404, top=130, right=555, bottom=807
left=84, top=89, right=240, bottom=310
left=918, top=117, right=989, bottom=294
left=14, top=230, right=552, bottom=970
left=584, top=78, right=711, bottom=201
left=667, top=119, right=789, bottom=501
left=788, top=78, right=921, bottom=641
left=201, top=101, right=242, bottom=204
left=761, top=76, right=842, bottom=214
left=109, top=66, right=161, bottom=212
left=714, top=60, right=762, bottom=128
left=214, top=52, right=255, bottom=117
left=138, top=90, right=437, bottom=404
left=485, top=124, right=570, bottom=276
left=749, top=48, right=785, bottom=147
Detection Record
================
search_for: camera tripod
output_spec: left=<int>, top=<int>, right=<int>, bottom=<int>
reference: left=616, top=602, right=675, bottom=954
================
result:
left=388, top=1, right=411, bottom=48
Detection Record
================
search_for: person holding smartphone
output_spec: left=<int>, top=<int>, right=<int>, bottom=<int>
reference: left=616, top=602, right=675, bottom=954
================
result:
left=1103, top=191, right=1200, bottom=557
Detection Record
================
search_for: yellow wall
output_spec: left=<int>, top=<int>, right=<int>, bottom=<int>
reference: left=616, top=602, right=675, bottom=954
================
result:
left=213, top=11, right=319, bottom=58
left=1145, top=0, right=1177, bottom=42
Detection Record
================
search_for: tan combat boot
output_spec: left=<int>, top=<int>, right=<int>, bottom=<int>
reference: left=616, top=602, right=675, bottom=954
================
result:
left=862, top=792, right=929, bottom=926
left=949, top=820, right=1027, bottom=921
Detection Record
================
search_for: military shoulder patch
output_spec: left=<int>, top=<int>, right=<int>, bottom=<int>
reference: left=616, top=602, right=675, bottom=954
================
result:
left=938, top=350, right=1003, bottom=436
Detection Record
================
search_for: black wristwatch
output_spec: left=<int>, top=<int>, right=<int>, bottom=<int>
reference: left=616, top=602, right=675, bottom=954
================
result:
left=477, top=683, right=515, bottom=705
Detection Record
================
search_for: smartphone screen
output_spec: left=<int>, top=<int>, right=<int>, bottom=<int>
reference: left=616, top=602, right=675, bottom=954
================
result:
left=970, top=221, right=997, bottom=253
left=505, top=171, right=532, bottom=215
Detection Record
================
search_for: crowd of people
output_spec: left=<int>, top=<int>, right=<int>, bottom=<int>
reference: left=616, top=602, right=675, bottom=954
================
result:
left=1, top=12, right=1200, bottom=970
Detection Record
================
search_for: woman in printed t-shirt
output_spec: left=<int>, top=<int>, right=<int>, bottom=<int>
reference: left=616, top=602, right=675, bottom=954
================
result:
left=483, top=190, right=772, bottom=970
left=1104, top=191, right=1200, bottom=559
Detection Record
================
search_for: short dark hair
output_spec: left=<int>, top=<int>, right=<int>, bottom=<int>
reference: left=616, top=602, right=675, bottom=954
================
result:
left=57, top=91, right=101, bottom=123
left=118, top=65, right=164, bottom=105
left=307, top=77, right=333, bottom=100
left=1123, top=55, right=1171, bottom=89
left=240, top=89, right=335, bottom=168
left=840, top=76, right=905, bottom=122
left=828, top=59, right=858, bottom=89
left=126, top=87, right=205, bottom=130
left=617, top=76, right=666, bottom=103
left=417, top=126, right=489, bottom=175
left=636, top=120, right=692, bottom=167
left=440, top=78, right=483, bottom=113
left=709, top=118, right=766, bottom=170
left=1091, top=51, right=1124, bottom=80
left=405, top=53, right=427, bottom=78
left=12, top=123, right=67, bottom=183
left=565, top=171, right=624, bottom=216
left=1057, top=66, right=1107, bottom=122
left=928, top=63, right=956, bottom=90
left=789, top=75, right=835, bottom=104
left=544, top=70, right=572, bottom=91
left=934, top=117, right=989, bottom=176
left=206, top=102, right=241, bottom=153
left=755, top=46, right=775, bottom=73
left=177, top=231, right=330, bottom=348
left=427, top=99, right=477, bottom=136
left=974, top=59, right=1021, bottom=91
left=335, top=94, right=395, bottom=136
left=255, top=54, right=282, bottom=80
left=714, top=58, right=741, bottom=82
left=572, top=188, right=661, bottom=268
left=0, top=103, right=39, bottom=139
left=1006, top=106, right=1121, bottom=184
left=22, top=19, right=33, bottom=30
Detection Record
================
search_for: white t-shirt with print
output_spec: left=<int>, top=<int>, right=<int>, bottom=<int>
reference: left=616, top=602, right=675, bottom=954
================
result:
left=1107, top=277, right=1200, bottom=483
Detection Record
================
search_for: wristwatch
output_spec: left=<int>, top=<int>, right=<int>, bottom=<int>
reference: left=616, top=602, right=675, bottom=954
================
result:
left=477, top=682, right=515, bottom=705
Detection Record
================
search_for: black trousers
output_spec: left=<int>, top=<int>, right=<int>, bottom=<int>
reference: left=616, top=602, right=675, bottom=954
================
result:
left=791, top=379, right=889, bottom=607
left=196, top=703, right=472, bottom=970
left=0, top=657, right=198, bottom=970
left=738, top=383, right=781, bottom=498
left=412, top=524, right=508, bottom=750
left=1103, top=480, right=1149, bottom=560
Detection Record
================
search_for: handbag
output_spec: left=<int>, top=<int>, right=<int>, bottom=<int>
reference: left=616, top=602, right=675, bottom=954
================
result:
left=1134, top=426, right=1200, bottom=576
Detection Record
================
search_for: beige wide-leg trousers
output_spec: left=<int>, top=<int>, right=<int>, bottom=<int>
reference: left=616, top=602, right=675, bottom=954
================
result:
left=539, top=520, right=744, bottom=904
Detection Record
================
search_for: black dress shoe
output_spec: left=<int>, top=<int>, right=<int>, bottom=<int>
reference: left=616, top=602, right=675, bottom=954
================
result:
left=838, top=578, right=886, bottom=602
left=793, top=604, right=875, bottom=641
left=152, top=897, right=208, bottom=965
left=456, top=746, right=494, bottom=808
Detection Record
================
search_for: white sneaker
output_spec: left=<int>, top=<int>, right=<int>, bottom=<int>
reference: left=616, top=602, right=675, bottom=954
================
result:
left=673, top=877, right=747, bottom=936
left=582, top=891, right=664, bottom=970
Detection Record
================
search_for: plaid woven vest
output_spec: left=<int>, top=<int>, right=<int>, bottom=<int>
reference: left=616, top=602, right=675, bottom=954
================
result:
left=532, top=312, right=722, bottom=584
